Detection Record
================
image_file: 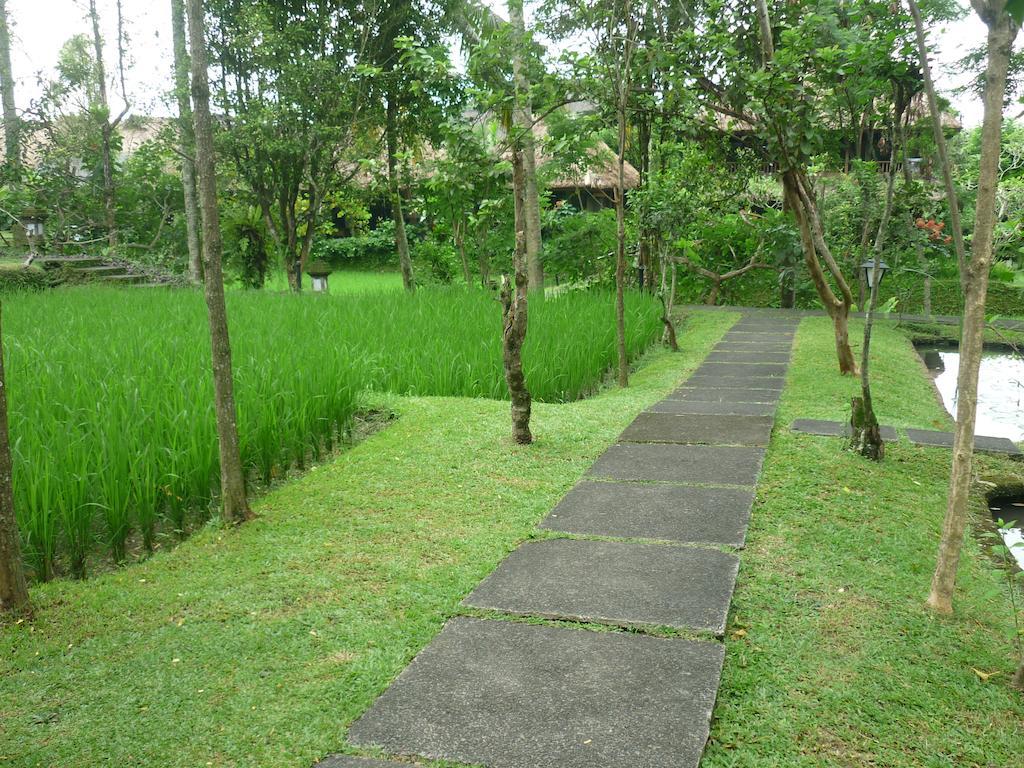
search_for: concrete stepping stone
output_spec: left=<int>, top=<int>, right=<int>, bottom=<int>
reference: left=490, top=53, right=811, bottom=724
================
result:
left=588, top=443, right=765, bottom=486
left=714, top=341, right=794, bottom=352
left=620, top=412, right=774, bottom=446
left=685, top=374, right=785, bottom=390
left=905, top=428, right=1022, bottom=455
left=315, top=757, right=409, bottom=768
left=705, top=350, right=792, bottom=364
left=722, top=333, right=795, bottom=343
left=348, top=617, right=725, bottom=768
left=791, top=419, right=898, bottom=441
left=693, top=361, right=789, bottom=378
left=648, top=399, right=777, bottom=417
left=464, top=539, right=740, bottom=634
left=666, top=386, right=780, bottom=403
left=540, top=480, right=754, bottom=546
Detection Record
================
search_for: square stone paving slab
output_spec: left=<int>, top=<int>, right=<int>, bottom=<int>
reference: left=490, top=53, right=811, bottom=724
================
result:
left=905, top=428, right=1022, bottom=455
left=315, top=757, right=411, bottom=768
left=620, top=412, right=774, bottom=446
left=588, top=443, right=765, bottom=485
left=705, top=350, right=792, bottom=364
left=791, top=419, right=898, bottom=441
left=348, top=617, right=725, bottom=768
left=540, top=480, right=754, bottom=546
left=666, top=386, right=780, bottom=403
left=693, top=362, right=789, bottom=378
left=648, top=399, right=777, bottom=417
left=684, top=374, right=786, bottom=391
left=714, top=341, right=794, bottom=352
left=464, top=538, right=739, bottom=634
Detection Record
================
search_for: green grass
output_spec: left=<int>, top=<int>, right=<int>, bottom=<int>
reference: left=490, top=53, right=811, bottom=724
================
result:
left=248, top=268, right=403, bottom=293
left=0, top=310, right=736, bottom=768
left=4, top=285, right=662, bottom=580
left=702, top=316, right=1024, bottom=767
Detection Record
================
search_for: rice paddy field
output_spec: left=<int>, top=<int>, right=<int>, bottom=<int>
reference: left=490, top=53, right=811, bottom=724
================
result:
left=3, top=284, right=661, bottom=581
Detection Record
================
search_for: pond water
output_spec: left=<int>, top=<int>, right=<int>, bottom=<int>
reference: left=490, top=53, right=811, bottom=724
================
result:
left=919, top=346, right=1024, bottom=571
left=988, top=496, right=1024, bottom=571
left=920, top=347, right=1024, bottom=442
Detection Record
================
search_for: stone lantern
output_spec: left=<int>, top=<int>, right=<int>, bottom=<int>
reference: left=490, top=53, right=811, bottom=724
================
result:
left=306, top=260, right=332, bottom=293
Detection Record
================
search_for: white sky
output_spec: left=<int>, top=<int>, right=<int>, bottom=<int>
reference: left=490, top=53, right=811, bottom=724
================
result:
left=1, top=0, right=993, bottom=127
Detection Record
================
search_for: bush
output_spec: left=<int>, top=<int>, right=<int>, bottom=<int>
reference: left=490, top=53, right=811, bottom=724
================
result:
left=0, top=265, right=52, bottom=292
left=312, top=221, right=401, bottom=268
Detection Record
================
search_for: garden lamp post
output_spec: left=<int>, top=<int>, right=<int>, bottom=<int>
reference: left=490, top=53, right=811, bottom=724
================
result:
left=860, top=259, right=890, bottom=293
left=306, top=261, right=332, bottom=293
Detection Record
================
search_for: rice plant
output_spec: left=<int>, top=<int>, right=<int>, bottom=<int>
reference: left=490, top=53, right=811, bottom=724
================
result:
left=4, top=285, right=661, bottom=578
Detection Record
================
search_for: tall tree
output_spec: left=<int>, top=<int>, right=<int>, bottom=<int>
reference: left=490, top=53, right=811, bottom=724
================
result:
left=208, top=0, right=371, bottom=291
left=87, top=0, right=130, bottom=250
left=503, top=141, right=533, bottom=444
left=508, top=0, right=544, bottom=291
left=0, top=0, right=19, bottom=175
left=926, top=0, right=1019, bottom=614
left=0, top=302, right=29, bottom=615
left=907, top=0, right=969, bottom=288
left=186, top=0, right=251, bottom=525
left=171, top=0, right=202, bottom=283
left=613, top=0, right=636, bottom=388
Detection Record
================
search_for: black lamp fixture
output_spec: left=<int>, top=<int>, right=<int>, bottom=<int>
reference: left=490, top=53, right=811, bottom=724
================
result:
left=860, top=258, right=890, bottom=290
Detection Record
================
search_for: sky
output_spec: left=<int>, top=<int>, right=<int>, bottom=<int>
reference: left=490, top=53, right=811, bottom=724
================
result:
left=1, top=0, right=994, bottom=127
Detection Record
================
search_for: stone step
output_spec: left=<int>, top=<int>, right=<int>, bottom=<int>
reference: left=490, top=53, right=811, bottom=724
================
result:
left=36, top=255, right=105, bottom=268
left=100, top=273, right=148, bottom=285
left=76, top=265, right=128, bottom=277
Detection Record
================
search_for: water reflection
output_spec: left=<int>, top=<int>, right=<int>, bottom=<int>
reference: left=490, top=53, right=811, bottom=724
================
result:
left=922, top=347, right=1024, bottom=442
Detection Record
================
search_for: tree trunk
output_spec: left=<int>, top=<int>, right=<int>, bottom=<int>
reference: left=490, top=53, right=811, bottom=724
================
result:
left=614, top=78, right=629, bottom=388
left=758, top=0, right=856, bottom=374
left=186, top=0, right=251, bottom=526
left=783, top=171, right=858, bottom=374
left=907, top=0, right=969, bottom=288
left=706, top=279, right=721, bottom=306
left=0, top=0, right=19, bottom=176
left=89, top=0, right=118, bottom=250
left=508, top=0, right=543, bottom=292
left=504, top=147, right=532, bottom=444
left=0, top=302, right=28, bottom=616
left=387, top=94, right=415, bottom=293
left=851, top=160, right=896, bottom=460
left=1013, top=658, right=1024, bottom=690
left=927, top=6, right=1017, bottom=615
left=456, top=222, right=471, bottom=287
left=171, top=0, right=202, bottom=283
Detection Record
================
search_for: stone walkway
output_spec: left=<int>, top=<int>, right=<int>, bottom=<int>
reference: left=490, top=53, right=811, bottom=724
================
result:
left=331, top=314, right=800, bottom=768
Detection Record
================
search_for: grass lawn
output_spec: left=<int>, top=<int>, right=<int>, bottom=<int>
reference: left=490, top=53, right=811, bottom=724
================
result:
left=252, top=269, right=403, bottom=294
left=0, top=310, right=736, bottom=768
left=703, top=317, right=1024, bottom=767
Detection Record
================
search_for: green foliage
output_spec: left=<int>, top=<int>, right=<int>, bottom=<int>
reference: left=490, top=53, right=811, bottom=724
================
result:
left=543, top=205, right=617, bottom=284
left=4, top=286, right=662, bottom=579
left=311, top=222, right=399, bottom=268
left=223, top=206, right=272, bottom=289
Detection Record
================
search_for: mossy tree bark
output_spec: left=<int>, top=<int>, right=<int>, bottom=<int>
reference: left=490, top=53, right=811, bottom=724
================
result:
left=171, top=0, right=203, bottom=283
left=927, top=2, right=1018, bottom=615
left=0, top=0, right=19, bottom=176
left=387, top=93, right=415, bottom=293
left=852, top=123, right=900, bottom=460
left=508, top=0, right=543, bottom=292
left=186, top=0, right=252, bottom=526
left=0, top=302, right=28, bottom=616
left=613, top=0, right=636, bottom=389
left=503, top=146, right=532, bottom=444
